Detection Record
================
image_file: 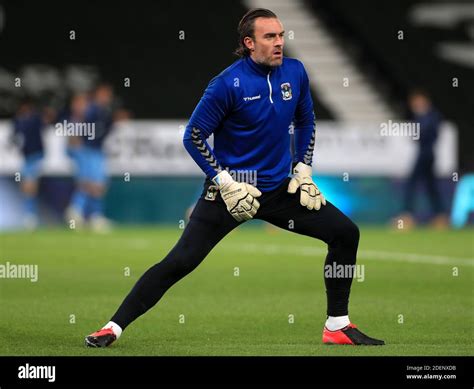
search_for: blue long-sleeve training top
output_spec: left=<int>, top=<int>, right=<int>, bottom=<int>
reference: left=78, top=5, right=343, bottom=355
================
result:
left=183, top=56, right=316, bottom=192
left=83, top=102, right=114, bottom=149
left=413, top=108, right=442, bottom=158
left=13, top=110, right=44, bottom=156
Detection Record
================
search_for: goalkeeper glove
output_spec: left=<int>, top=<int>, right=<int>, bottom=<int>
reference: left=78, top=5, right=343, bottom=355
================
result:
left=213, top=170, right=262, bottom=222
left=288, top=162, right=326, bottom=210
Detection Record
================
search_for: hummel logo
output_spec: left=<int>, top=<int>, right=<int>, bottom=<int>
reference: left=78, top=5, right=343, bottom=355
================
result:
left=243, top=95, right=261, bottom=101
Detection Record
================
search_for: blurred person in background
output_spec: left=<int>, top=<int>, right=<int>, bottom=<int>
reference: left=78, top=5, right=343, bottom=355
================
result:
left=12, top=98, right=53, bottom=229
left=450, top=158, right=474, bottom=228
left=64, top=92, right=90, bottom=229
left=65, top=83, right=129, bottom=232
left=397, top=89, right=448, bottom=229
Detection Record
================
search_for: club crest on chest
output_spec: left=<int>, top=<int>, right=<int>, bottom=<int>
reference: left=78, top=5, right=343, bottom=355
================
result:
left=281, top=82, right=292, bottom=101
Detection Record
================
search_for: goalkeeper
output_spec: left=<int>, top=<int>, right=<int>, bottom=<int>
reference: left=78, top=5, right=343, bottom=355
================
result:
left=85, top=8, right=384, bottom=347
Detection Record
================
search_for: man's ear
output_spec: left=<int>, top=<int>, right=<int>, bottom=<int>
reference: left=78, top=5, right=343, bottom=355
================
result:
left=243, top=36, right=254, bottom=51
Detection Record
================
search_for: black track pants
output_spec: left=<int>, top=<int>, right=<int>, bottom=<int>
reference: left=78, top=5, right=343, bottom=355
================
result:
left=111, top=178, right=360, bottom=329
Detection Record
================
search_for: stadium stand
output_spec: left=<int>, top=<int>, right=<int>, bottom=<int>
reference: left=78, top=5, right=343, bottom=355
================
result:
left=0, top=0, right=334, bottom=120
left=308, top=0, right=474, bottom=171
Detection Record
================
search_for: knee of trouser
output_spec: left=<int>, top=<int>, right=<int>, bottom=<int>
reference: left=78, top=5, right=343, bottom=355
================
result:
left=175, top=257, right=197, bottom=275
left=168, top=246, right=201, bottom=276
left=333, top=218, right=360, bottom=248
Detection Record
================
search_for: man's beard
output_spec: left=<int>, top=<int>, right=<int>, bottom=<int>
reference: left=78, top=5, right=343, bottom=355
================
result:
left=256, top=56, right=283, bottom=68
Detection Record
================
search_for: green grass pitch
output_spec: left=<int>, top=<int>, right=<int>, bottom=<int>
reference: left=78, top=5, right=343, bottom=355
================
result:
left=0, top=226, right=472, bottom=356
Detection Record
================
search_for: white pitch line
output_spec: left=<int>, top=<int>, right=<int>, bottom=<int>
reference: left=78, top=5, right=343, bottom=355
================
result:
left=222, top=243, right=474, bottom=267
left=357, top=249, right=473, bottom=266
